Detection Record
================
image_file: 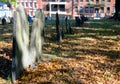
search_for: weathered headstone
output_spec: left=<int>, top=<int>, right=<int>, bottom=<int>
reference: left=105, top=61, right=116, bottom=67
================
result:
left=56, top=13, right=60, bottom=41
left=12, top=6, right=30, bottom=82
left=12, top=6, right=44, bottom=82
left=65, top=16, right=72, bottom=34
left=65, top=16, right=69, bottom=33
left=80, top=14, right=85, bottom=24
left=10, top=17, right=14, bottom=24
left=2, top=18, right=6, bottom=25
left=75, top=17, right=80, bottom=26
left=68, top=19, right=72, bottom=34
left=30, top=9, right=45, bottom=64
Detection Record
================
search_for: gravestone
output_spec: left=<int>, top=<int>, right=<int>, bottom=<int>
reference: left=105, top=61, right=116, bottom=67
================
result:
left=65, top=16, right=69, bottom=33
left=56, top=13, right=60, bottom=41
left=30, top=9, right=45, bottom=63
left=2, top=18, right=6, bottom=25
left=65, top=16, right=72, bottom=34
left=10, top=17, right=14, bottom=24
left=75, top=17, right=80, bottom=26
left=12, top=6, right=44, bottom=82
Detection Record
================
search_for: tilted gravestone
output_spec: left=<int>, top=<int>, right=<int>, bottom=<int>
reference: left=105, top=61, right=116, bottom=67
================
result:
left=12, top=6, right=44, bottom=82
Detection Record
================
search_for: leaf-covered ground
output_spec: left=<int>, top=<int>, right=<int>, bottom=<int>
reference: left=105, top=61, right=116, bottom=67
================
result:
left=0, top=20, right=120, bottom=84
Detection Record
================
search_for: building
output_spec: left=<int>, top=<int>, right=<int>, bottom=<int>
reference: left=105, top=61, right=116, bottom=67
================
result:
left=0, top=2, right=12, bottom=18
left=76, top=0, right=115, bottom=19
left=17, top=0, right=115, bottom=19
left=17, top=0, right=42, bottom=17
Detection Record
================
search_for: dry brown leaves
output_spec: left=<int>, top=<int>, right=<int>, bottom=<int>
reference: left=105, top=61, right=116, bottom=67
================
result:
left=0, top=21, right=120, bottom=84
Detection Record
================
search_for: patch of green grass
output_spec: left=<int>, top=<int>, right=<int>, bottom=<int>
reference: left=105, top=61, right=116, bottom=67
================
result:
left=82, top=19, right=120, bottom=36
left=7, top=74, right=12, bottom=83
left=64, top=34, right=72, bottom=38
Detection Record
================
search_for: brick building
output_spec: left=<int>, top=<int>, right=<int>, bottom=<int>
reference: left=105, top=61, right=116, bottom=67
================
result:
left=16, top=0, right=42, bottom=17
left=17, top=0, right=115, bottom=19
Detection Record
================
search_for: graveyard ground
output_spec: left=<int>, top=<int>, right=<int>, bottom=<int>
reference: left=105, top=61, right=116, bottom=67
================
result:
left=0, top=19, right=120, bottom=83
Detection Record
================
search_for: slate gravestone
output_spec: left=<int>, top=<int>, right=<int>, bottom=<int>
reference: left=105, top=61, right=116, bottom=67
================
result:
left=65, top=16, right=72, bottom=34
left=56, top=13, right=65, bottom=41
left=65, top=16, right=69, bottom=33
left=12, top=6, right=45, bottom=83
left=10, top=17, right=14, bottom=24
left=56, top=13, right=60, bottom=41
left=2, top=18, right=6, bottom=25
left=75, top=17, right=80, bottom=26
left=30, top=9, right=45, bottom=63
left=12, top=5, right=30, bottom=82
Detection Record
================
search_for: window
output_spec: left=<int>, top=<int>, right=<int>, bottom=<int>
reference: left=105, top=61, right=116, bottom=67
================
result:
left=85, top=7, right=89, bottom=13
left=80, top=0, right=83, bottom=2
left=100, top=7, right=104, bottom=13
left=107, top=7, right=110, bottom=13
left=21, top=2, right=24, bottom=6
left=59, top=5, right=65, bottom=11
left=107, top=0, right=111, bottom=2
left=46, top=4, right=49, bottom=11
left=34, top=2, right=37, bottom=8
left=112, top=6, right=115, bottom=13
left=80, top=7, right=83, bottom=13
left=30, top=2, right=32, bottom=7
left=26, top=2, right=28, bottom=7
left=90, top=7, right=94, bottom=13
left=75, top=6, right=78, bottom=12
left=75, top=0, right=78, bottom=2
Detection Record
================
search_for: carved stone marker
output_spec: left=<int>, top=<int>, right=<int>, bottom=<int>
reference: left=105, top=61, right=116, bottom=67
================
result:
left=2, top=18, right=6, bottom=25
left=12, top=6, right=44, bottom=82
left=65, top=16, right=72, bottom=34
left=56, top=13, right=60, bottom=41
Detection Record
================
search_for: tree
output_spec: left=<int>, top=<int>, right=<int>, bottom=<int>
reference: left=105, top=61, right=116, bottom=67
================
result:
left=1, top=0, right=17, bottom=7
left=114, top=0, right=120, bottom=20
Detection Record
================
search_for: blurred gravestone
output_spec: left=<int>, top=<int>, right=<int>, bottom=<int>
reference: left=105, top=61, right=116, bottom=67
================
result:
left=56, top=13, right=60, bottom=41
left=12, top=6, right=44, bottom=83
left=75, top=17, right=80, bottom=26
left=30, top=9, right=45, bottom=63
left=65, top=16, right=69, bottom=33
left=56, top=13, right=64, bottom=41
left=80, top=14, right=87, bottom=24
left=10, top=17, right=14, bottom=24
left=65, top=16, right=72, bottom=34
left=2, top=18, right=6, bottom=25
